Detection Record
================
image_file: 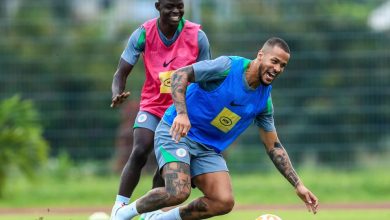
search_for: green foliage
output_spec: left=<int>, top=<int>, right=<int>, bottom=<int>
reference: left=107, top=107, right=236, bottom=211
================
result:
left=1, top=2, right=122, bottom=157
left=47, top=151, right=75, bottom=180
left=0, top=95, right=49, bottom=197
left=0, top=0, right=389, bottom=166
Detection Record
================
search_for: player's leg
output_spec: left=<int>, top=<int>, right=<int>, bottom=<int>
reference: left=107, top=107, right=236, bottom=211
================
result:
left=113, top=161, right=191, bottom=220
left=142, top=172, right=234, bottom=220
left=176, top=147, right=234, bottom=220
left=137, top=120, right=193, bottom=209
left=113, top=120, right=193, bottom=220
left=110, top=127, right=154, bottom=220
left=118, top=111, right=162, bottom=197
left=144, top=140, right=233, bottom=220
left=177, top=140, right=234, bottom=219
left=181, top=171, right=234, bottom=219
left=111, top=111, right=162, bottom=219
left=117, top=127, right=154, bottom=196
left=137, top=162, right=192, bottom=212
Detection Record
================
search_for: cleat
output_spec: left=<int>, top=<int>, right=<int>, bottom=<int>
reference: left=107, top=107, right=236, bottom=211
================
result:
left=110, top=202, right=126, bottom=220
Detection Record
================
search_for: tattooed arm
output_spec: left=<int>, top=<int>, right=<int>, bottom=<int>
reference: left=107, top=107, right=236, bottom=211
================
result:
left=258, top=128, right=319, bottom=214
left=169, top=66, right=195, bottom=142
left=259, top=129, right=300, bottom=186
left=171, top=66, right=195, bottom=114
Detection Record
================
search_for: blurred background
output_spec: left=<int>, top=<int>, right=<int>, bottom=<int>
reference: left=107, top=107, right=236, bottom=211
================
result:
left=0, top=0, right=389, bottom=211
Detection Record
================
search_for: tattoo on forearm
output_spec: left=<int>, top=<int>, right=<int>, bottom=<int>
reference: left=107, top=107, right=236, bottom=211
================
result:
left=171, top=73, right=185, bottom=98
left=268, top=142, right=300, bottom=187
left=171, top=66, right=193, bottom=114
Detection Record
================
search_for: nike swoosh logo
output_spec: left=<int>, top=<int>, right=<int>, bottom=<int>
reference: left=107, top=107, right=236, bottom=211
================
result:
left=230, top=101, right=244, bottom=106
left=163, top=57, right=177, bottom=67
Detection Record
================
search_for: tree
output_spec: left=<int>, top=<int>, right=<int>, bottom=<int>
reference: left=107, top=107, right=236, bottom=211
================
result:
left=0, top=96, right=49, bottom=197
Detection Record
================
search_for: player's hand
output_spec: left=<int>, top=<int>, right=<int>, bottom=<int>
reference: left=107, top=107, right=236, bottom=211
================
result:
left=170, top=113, right=191, bottom=143
left=110, top=91, right=131, bottom=108
left=295, top=183, right=319, bottom=214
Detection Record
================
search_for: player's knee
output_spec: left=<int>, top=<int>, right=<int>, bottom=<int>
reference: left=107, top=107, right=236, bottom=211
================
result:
left=211, top=195, right=235, bottom=215
left=220, top=198, right=235, bottom=215
left=129, top=145, right=151, bottom=163
left=165, top=187, right=191, bottom=206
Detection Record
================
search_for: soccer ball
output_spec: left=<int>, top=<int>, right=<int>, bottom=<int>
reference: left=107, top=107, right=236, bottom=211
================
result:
left=255, top=213, right=282, bottom=220
left=89, top=212, right=109, bottom=220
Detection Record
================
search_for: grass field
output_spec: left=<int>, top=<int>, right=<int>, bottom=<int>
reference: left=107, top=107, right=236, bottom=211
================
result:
left=1, top=210, right=390, bottom=220
left=0, top=164, right=389, bottom=219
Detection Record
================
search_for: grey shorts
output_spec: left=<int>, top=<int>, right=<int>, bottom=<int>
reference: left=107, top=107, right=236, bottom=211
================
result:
left=133, top=111, right=160, bottom=132
left=154, top=120, right=229, bottom=178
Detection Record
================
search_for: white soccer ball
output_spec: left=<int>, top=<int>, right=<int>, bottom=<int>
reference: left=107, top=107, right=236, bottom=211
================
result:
left=89, top=212, right=109, bottom=220
left=255, top=213, right=282, bottom=220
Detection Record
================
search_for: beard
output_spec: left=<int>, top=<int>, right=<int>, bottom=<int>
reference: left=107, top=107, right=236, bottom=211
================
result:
left=260, top=74, right=270, bottom=86
left=258, top=66, right=271, bottom=86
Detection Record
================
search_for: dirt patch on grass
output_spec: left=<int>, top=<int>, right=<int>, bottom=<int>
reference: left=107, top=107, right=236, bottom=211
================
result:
left=0, top=203, right=389, bottom=215
left=234, top=202, right=390, bottom=210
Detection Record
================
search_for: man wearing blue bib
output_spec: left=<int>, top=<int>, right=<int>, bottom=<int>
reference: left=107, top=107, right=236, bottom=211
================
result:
left=114, top=37, right=319, bottom=220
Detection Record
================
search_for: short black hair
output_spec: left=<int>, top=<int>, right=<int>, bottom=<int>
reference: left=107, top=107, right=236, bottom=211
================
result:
left=264, top=37, right=290, bottom=54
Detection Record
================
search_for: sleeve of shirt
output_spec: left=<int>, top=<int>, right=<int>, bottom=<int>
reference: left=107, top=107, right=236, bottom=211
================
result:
left=192, top=56, right=231, bottom=82
left=120, top=27, right=145, bottom=65
left=254, top=95, right=276, bottom=131
left=196, top=29, right=211, bottom=62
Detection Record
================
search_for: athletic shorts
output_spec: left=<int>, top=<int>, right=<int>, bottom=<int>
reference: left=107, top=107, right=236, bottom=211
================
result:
left=154, top=120, right=229, bottom=178
left=133, top=111, right=161, bottom=132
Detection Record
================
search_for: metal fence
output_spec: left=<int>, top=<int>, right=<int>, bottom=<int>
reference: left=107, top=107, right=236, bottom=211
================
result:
left=1, top=0, right=389, bottom=171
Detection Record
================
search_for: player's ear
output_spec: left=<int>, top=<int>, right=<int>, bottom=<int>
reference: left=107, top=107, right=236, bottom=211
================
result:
left=257, top=50, right=264, bottom=61
left=155, top=2, right=160, bottom=11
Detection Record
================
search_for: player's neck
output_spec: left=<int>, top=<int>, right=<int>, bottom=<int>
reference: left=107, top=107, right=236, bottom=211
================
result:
left=158, top=19, right=178, bottom=40
left=245, top=60, right=261, bottom=89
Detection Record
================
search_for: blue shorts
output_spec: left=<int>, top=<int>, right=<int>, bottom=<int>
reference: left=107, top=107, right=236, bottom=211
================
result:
left=133, top=111, right=160, bottom=132
left=154, top=120, right=229, bottom=178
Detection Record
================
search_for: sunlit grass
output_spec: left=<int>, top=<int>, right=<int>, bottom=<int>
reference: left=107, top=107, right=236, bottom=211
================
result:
left=0, top=164, right=389, bottom=208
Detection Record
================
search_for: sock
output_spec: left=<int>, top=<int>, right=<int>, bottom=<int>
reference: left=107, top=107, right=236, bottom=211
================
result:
left=116, top=200, right=139, bottom=219
left=155, top=207, right=181, bottom=220
left=110, top=195, right=131, bottom=219
left=115, top=195, right=130, bottom=204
